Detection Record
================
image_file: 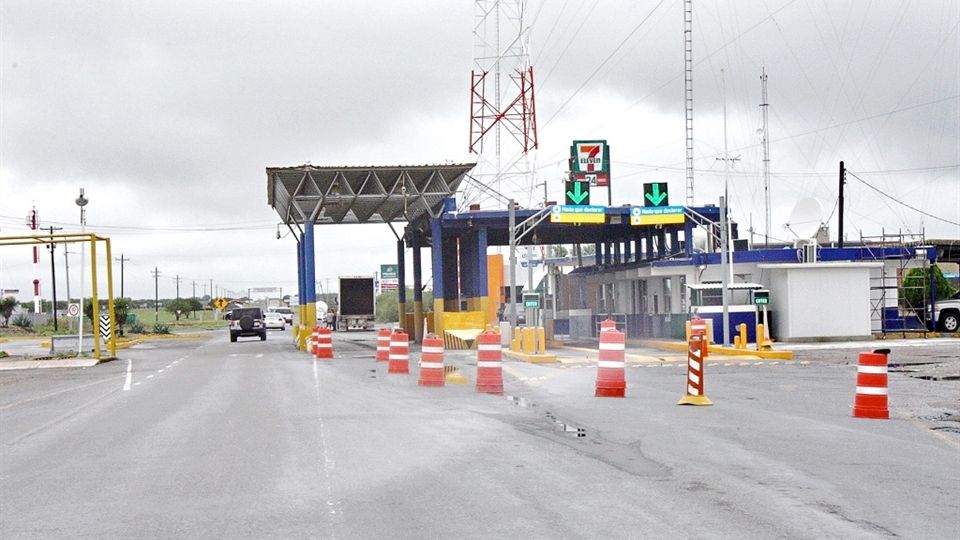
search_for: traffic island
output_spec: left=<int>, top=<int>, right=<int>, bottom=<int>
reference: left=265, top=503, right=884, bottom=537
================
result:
left=502, top=348, right=558, bottom=363
left=638, top=339, right=794, bottom=360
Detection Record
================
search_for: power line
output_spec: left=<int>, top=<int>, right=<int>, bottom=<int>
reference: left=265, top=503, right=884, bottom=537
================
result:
left=846, top=171, right=960, bottom=227
left=541, top=0, right=668, bottom=128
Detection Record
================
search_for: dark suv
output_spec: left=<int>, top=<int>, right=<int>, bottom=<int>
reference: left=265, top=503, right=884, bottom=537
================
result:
left=229, top=308, right=267, bottom=342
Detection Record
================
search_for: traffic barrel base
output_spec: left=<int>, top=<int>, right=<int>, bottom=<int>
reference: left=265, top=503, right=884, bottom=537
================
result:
left=388, top=330, right=410, bottom=374
left=476, top=331, right=503, bottom=394
left=418, top=334, right=445, bottom=387
left=853, top=350, right=889, bottom=419
left=376, top=328, right=391, bottom=362
left=595, top=326, right=626, bottom=398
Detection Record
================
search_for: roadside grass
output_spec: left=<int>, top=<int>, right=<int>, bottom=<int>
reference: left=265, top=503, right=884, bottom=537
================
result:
left=129, top=309, right=226, bottom=331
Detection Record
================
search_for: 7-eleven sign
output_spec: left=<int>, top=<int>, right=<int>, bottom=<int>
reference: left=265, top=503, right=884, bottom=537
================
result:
left=571, top=140, right=610, bottom=187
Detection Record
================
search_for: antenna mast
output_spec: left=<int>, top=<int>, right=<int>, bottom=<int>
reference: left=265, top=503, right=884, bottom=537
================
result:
left=760, top=67, right=771, bottom=247
left=684, top=0, right=695, bottom=206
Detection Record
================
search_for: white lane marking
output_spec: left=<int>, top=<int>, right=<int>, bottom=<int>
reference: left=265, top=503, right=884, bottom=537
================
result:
left=147, top=374, right=155, bottom=379
left=134, top=382, right=142, bottom=386
left=123, top=360, right=133, bottom=391
left=158, top=369, right=166, bottom=373
left=166, top=364, right=173, bottom=368
left=256, top=354, right=264, bottom=358
left=312, top=359, right=340, bottom=535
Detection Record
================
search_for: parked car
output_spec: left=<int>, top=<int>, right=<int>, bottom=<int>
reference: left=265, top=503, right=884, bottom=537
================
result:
left=269, top=307, right=294, bottom=325
left=229, top=307, right=267, bottom=342
left=264, top=312, right=286, bottom=331
left=934, top=291, right=960, bottom=332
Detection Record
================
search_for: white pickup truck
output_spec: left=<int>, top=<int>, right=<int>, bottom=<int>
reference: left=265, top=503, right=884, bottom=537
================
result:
left=933, top=291, right=960, bottom=332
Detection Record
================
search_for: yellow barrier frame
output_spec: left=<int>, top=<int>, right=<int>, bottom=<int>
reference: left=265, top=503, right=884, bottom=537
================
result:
left=0, top=233, right=118, bottom=360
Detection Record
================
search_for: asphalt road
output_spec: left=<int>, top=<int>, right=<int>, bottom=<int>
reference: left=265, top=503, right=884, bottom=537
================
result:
left=1, top=331, right=958, bottom=539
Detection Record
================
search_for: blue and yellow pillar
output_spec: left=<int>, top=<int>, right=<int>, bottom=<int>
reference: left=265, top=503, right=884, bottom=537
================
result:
left=300, top=222, right=317, bottom=350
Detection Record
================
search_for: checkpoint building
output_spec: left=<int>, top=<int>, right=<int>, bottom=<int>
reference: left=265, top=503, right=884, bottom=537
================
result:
left=268, top=163, right=956, bottom=348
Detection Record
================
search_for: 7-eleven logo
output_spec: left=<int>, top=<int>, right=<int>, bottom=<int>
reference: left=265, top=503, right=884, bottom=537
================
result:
left=576, top=143, right=603, bottom=172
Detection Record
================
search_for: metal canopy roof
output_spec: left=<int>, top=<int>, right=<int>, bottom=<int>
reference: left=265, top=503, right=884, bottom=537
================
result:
left=267, top=163, right=476, bottom=225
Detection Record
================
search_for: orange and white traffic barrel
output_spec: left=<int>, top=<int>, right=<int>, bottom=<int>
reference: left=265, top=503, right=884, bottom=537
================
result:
left=595, top=326, right=626, bottom=397
left=600, top=318, right=617, bottom=332
left=853, top=349, right=889, bottom=419
left=418, top=334, right=445, bottom=387
left=376, top=328, right=391, bottom=362
left=310, top=326, right=320, bottom=355
left=315, top=327, right=333, bottom=359
left=388, top=330, right=410, bottom=374
left=476, top=331, right=503, bottom=394
left=678, top=335, right=713, bottom=406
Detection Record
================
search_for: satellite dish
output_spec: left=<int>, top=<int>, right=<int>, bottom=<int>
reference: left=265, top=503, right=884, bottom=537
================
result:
left=784, top=197, right=823, bottom=240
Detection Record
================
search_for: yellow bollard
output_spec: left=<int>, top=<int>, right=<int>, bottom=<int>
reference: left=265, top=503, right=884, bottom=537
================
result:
left=685, top=320, right=692, bottom=343
left=511, top=328, right=522, bottom=352
left=738, top=323, right=748, bottom=349
left=537, top=326, right=546, bottom=354
left=757, top=323, right=774, bottom=351
left=734, top=335, right=741, bottom=348
left=522, top=327, right=535, bottom=354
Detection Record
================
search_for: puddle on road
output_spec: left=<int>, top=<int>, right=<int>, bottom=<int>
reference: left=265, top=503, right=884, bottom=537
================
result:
left=505, top=394, right=587, bottom=438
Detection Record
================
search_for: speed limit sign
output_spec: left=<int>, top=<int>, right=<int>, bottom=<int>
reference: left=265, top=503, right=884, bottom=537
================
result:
left=66, top=303, right=81, bottom=317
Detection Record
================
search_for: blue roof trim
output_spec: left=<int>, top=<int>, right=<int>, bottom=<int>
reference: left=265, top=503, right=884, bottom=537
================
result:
left=652, top=245, right=922, bottom=268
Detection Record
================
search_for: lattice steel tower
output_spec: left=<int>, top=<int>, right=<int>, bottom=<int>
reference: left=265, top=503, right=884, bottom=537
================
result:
left=684, top=0, right=695, bottom=205
left=467, top=0, right=538, bottom=209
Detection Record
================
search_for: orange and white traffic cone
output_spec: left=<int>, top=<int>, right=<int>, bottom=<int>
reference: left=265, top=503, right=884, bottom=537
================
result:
left=315, top=327, right=333, bottom=359
left=595, top=326, right=626, bottom=397
left=853, top=349, right=889, bottom=419
left=388, top=330, right=410, bottom=374
left=418, top=334, right=445, bottom=387
left=476, top=331, right=503, bottom=394
left=678, top=335, right=712, bottom=406
left=376, top=328, right=391, bottom=362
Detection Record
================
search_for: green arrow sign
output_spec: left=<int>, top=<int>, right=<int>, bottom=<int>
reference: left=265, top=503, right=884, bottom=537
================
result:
left=643, top=182, right=669, bottom=207
left=565, top=180, right=590, bottom=205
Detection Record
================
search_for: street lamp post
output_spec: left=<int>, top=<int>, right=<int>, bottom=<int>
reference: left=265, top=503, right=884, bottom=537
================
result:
left=76, top=188, right=89, bottom=355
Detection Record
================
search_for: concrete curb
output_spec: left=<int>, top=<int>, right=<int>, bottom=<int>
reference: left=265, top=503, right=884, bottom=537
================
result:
left=0, top=357, right=101, bottom=370
left=503, top=349, right=558, bottom=363
left=636, top=339, right=794, bottom=360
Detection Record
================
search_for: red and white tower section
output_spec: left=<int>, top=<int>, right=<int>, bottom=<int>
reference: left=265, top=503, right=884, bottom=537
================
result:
left=465, top=0, right=538, bottom=209
left=27, top=207, right=40, bottom=313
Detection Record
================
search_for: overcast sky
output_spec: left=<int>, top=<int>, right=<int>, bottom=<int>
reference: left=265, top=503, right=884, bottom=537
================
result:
left=1, top=0, right=958, bottom=303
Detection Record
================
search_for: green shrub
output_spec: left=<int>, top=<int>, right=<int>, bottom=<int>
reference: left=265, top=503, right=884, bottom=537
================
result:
left=129, top=321, right=145, bottom=334
left=152, top=323, right=170, bottom=334
left=12, top=314, right=33, bottom=329
left=0, top=351, right=8, bottom=358
left=900, top=265, right=957, bottom=309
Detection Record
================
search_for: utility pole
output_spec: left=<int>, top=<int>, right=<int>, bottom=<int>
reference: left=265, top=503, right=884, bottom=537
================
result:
left=760, top=67, right=771, bottom=247
left=63, top=245, right=71, bottom=303
left=46, top=226, right=63, bottom=331
left=152, top=267, right=161, bottom=322
left=838, top=160, right=845, bottom=248
left=192, top=280, right=196, bottom=319
left=720, top=68, right=731, bottom=346
left=114, top=253, right=130, bottom=298
left=174, top=274, right=182, bottom=321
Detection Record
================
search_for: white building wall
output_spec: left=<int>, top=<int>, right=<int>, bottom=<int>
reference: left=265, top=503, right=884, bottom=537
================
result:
left=761, top=263, right=880, bottom=340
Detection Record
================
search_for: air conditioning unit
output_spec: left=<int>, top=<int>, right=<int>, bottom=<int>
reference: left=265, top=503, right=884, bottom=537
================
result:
left=795, top=239, right=818, bottom=263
